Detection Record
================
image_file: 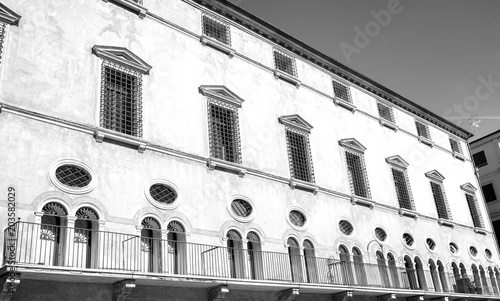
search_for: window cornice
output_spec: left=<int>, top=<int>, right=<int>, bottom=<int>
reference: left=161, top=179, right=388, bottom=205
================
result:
left=425, top=170, right=445, bottom=183
left=278, top=114, right=313, bottom=133
left=338, top=138, right=366, bottom=153
left=92, top=45, right=152, bottom=75
left=385, top=155, right=409, bottom=169
left=199, top=85, right=244, bottom=108
left=0, top=3, right=21, bottom=26
left=460, top=183, right=477, bottom=193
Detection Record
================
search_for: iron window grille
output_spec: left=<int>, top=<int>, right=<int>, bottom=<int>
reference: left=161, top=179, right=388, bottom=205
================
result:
left=207, top=98, right=242, bottom=164
left=391, top=167, right=415, bottom=210
left=332, top=80, right=352, bottom=103
left=402, top=233, right=414, bottom=246
left=415, top=121, right=430, bottom=139
left=289, top=210, right=306, bottom=227
left=473, top=151, right=488, bottom=168
left=149, top=184, right=178, bottom=204
left=273, top=49, right=297, bottom=77
left=485, top=249, right=493, bottom=259
left=100, top=61, right=143, bottom=138
left=285, top=128, right=315, bottom=183
left=465, top=193, right=484, bottom=228
left=0, top=23, right=5, bottom=67
left=374, top=228, right=387, bottom=241
left=470, top=246, right=478, bottom=257
left=449, top=138, right=463, bottom=154
left=55, top=165, right=92, bottom=188
left=167, top=221, right=185, bottom=233
left=430, top=181, right=452, bottom=220
left=202, top=13, right=231, bottom=46
left=377, top=103, right=395, bottom=123
left=339, top=220, right=354, bottom=236
left=344, top=149, right=371, bottom=199
left=482, top=183, right=497, bottom=203
left=449, top=242, right=458, bottom=254
left=426, top=238, right=436, bottom=250
left=231, top=199, right=252, bottom=217
left=75, top=207, right=99, bottom=220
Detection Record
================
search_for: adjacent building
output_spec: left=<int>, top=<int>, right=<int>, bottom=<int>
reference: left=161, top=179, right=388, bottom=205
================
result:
left=471, top=130, right=500, bottom=243
left=1, top=0, right=499, bottom=300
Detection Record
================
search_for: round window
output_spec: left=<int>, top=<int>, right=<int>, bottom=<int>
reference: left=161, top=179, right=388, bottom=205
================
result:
left=469, top=246, right=478, bottom=258
left=426, top=238, right=436, bottom=250
left=374, top=227, right=387, bottom=241
left=149, top=184, right=177, bottom=204
left=339, top=220, right=354, bottom=236
left=231, top=199, right=252, bottom=217
left=50, top=159, right=97, bottom=194
left=449, top=242, right=459, bottom=254
left=485, top=249, right=493, bottom=259
left=289, top=210, right=306, bottom=227
left=403, top=233, right=414, bottom=247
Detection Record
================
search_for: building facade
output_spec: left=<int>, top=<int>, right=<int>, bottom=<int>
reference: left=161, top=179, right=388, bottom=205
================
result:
left=471, top=130, right=500, bottom=244
left=0, top=0, right=499, bottom=300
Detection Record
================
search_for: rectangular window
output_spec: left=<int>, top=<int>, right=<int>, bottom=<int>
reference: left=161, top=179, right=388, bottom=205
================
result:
left=273, top=50, right=297, bottom=77
left=391, top=168, right=414, bottom=210
left=332, top=81, right=352, bottom=103
left=285, top=130, right=314, bottom=182
left=449, top=138, right=462, bottom=154
left=207, top=100, right=241, bottom=164
left=416, top=121, right=430, bottom=139
left=202, top=14, right=231, bottom=46
left=482, top=183, right=497, bottom=203
left=465, top=194, right=484, bottom=228
left=345, top=151, right=370, bottom=198
left=377, top=103, right=395, bottom=123
left=100, top=62, right=142, bottom=137
left=430, top=182, right=451, bottom=220
left=473, top=151, right=488, bottom=168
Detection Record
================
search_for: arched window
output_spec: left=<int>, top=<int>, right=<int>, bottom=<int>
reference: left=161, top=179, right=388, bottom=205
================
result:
left=303, top=239, right=318, bottom=283
left=387, top=253, right=400, bottom=288
left=437, top=260, right=449, bottom=292
left=247, top=231, right=263, bottom=280
left=489, top=267, right=499, bottom=295
left=460, top=263, right=471, bottom=293
left=287, top=237, right=303, bottom=282
left=338, top=245, right=353, bottom=285
left=376, top=251, right=390, bottom=287
left=141, top=217, right=162, bottom=273
left=167, top=221, right=186, bottom=275
left=404, top=255, right=418, bottom=289
left=73, top=207, right=99, bottom=269
left=429, top=259, right=441, bottom=292
left=40, top=202, right=68, bottom=266
left=227, top=230, right=244, bottom=279
left=352, top=247, right=367, bottom=286
left=471, top=264, right=481, bottom=294
left=414, top=257, right=427, bottom=290
left=479, top=265, right=490, bottom=295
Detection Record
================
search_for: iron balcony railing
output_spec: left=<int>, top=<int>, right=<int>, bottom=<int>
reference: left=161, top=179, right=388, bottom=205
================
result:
left=3, top=222, right=500, bottom=296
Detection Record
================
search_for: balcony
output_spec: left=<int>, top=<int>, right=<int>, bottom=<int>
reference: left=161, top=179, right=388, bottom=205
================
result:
left=3, top=222, right=500, bottom=298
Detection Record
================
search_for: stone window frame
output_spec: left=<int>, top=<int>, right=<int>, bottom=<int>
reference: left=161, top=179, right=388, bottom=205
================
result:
left=49, top=159, right=97, bottom=195
left=386, top=155, right=416, bottom=215
left=415, top=120, right=434, bottom=147
left=377, top=101, right=398, bottom=131
left=226, top=194, right=255, bottom=223
left=144, top=179, right=181, bottom=210
left=425, top=170, right=453, bottom=227
left=339, top=138, right=372, bottom=203
left=273, top=48, right=301, bottom=87
left=460, top=183, right=486, bottom=231
left=286, top=206, right=309, bottom=231
left=332, top=79, right=356, bottom=112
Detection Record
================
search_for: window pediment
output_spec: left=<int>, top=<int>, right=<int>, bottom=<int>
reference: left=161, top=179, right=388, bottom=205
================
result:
left=425, top=170, right=445, bottom=182
left=0, top=3, right=21, bottom=26
left=385, top=155, right=409, bottom=169
left=92, top=45, right=152, bottom=75
left=460, top=183, right=477, bottom=193
left=199, top=85, right=244, bottom=108
left=278, top=114, right=313, bottom=133
left=339, top=138, right=366, bottom=153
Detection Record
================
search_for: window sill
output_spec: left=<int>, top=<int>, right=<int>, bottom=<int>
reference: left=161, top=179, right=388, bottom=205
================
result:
left=207, top=157, right=246, bottom=178
left=103, top=0, right=147, bottom=18
left=94, top=127, right=147, bottom=153
left=398, top=208, right=418, bottom=219
left=273, top=70, right=301, bottom=88
left=438, top=218, right=454, bottom=228
left=452, top=151, right=466, bottom=161
left=289, top=178, right=318, bottom=194
left=379, top=118, right=398, bottom=131
left=474, top=227, right=487, bottom=235
left=350, top=196, right=374, bottom=209
left=334, top=97, right=356, bottom=113
left=418, top=136, right=434, bottom=147
left=200, top=35, right=236, bottom=58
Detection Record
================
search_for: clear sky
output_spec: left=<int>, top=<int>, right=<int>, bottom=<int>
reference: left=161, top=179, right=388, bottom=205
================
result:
left=234, top=0, right=500, bottom=140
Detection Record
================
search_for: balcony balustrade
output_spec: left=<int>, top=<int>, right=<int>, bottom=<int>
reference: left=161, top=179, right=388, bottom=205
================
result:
left=3, top=222, right=499, bottom=296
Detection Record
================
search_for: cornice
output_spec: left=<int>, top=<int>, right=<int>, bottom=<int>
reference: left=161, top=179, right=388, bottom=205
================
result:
left=189, top=0, right=472, bottom=140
